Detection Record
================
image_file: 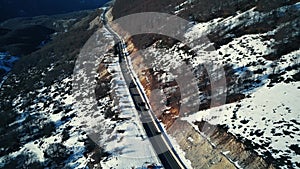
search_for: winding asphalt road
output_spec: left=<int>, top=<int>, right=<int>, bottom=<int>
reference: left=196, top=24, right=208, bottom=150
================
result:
left=101, top=6, right=187, bottom=169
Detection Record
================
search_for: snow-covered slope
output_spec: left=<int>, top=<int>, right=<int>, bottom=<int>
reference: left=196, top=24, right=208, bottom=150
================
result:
left=115, top=1, right=299, bottom=168
left=181, top=4, right=300, bottom=168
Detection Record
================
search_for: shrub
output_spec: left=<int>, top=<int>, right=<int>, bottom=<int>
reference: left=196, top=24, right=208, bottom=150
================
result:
left=44, top=143, right=71, bottom=163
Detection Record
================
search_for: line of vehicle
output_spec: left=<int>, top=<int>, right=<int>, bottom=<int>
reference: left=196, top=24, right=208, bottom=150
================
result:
left=101, top=6, right=187, bottom=169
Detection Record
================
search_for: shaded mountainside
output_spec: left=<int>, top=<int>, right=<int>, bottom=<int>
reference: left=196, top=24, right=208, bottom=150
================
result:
left=0, top=10, right=95, bottom=56
left=0, top=9, right=110, bottom=169
left=0, top=0, right=109, bottom=22
left=0, top=25, right=55, bottom=56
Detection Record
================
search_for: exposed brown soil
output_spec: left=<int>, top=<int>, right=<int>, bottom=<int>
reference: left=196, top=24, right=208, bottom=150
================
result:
left=95, top=62, right=112, bottom=100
